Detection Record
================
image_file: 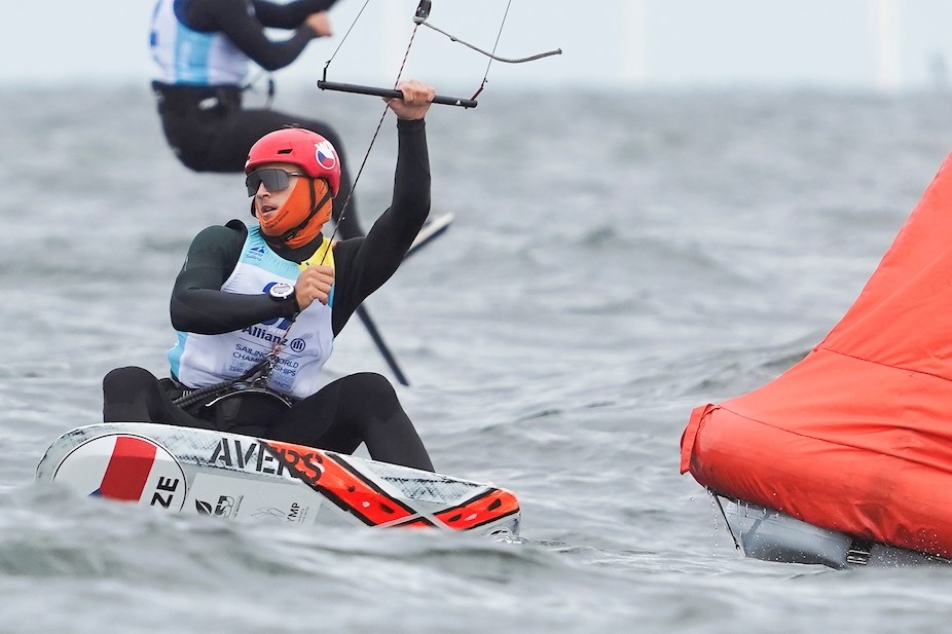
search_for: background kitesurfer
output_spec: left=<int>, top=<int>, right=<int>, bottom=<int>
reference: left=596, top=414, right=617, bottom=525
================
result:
left=103, top=80, right=437, bottom=472
left=149, top=0, right=364, bottom=238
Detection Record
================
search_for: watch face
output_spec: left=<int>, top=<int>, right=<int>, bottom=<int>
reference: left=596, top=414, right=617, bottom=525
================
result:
left=269, top=282, right=294, bottom=300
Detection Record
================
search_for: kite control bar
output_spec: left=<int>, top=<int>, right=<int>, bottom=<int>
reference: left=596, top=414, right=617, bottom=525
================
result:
left=317, top=80, right=478, bottom=109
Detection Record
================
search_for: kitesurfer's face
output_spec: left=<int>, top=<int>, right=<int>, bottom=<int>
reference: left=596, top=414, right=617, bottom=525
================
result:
left=250, top=162, right=303, bottom=221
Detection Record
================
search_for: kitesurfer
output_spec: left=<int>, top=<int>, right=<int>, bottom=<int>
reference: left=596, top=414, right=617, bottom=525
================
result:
left=103, top=80, right=436, bottom=472
left=149, top=0, right=363, bottom=238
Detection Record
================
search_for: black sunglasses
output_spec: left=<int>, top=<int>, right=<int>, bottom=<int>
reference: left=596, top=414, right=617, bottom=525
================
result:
left=245, top=169, right=307, bottom=196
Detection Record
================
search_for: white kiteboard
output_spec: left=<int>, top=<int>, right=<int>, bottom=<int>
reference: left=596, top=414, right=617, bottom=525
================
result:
left=35, top=422, right=519, bottom=537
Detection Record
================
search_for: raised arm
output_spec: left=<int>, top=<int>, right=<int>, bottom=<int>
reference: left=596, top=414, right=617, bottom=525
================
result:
left=252, top=0, right=337, bottom=29
left=184, top=0, right=325, bottom=71
left=330, top=81, right=435, bottom=334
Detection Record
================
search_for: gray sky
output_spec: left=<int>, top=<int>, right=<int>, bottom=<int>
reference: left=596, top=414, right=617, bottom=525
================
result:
left=6, top=0, right=952, bottom=91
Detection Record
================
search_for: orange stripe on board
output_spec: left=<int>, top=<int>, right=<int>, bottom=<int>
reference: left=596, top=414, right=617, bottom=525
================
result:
left=264, top=441, right=416, bottom=526
left=435, top=489, right=520, bottom=531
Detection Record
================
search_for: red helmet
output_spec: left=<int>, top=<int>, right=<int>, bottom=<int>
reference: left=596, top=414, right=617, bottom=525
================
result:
left=244, top=128, right=341, bottom=197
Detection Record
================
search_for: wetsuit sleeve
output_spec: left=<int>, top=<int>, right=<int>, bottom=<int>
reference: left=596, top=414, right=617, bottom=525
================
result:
left=170, top=222, right=299, bottom=335
left=184, top=0, right=318, bottom=71
left=330, top=118, right=431, bottom=334
left=252, top=0, right=337, bottom=28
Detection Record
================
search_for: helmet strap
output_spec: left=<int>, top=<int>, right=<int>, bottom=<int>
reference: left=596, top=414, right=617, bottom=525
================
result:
left=274, top=180, right=333, bottom=244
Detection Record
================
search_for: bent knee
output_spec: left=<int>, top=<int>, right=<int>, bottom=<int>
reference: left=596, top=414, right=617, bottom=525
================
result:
left=348, top=372, right=397, bottom=401
left=103, top=366, right=158, bottom=396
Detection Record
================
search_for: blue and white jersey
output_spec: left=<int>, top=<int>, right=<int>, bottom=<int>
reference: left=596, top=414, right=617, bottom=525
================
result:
left=169, top=227, right=335, bottom=400
left=150, top=0, right=251, bottom=85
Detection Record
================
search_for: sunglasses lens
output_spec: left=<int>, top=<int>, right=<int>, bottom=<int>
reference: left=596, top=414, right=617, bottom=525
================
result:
left=246, top=169, right=291, bottom=196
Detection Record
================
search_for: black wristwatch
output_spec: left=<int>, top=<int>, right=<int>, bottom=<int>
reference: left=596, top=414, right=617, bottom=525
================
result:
left=268, top=282, right=295, bottom=302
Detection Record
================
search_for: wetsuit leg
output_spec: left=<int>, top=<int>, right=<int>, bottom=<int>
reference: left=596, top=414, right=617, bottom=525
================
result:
left=269, top=372, right=434, bottom=472
left=176, top=108, right=363, bottom=239
left=102, top=367, right=214, bottom=429
left=103, top=367, right=166, bottom=422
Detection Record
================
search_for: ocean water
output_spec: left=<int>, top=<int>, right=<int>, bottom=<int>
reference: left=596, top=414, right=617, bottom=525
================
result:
left=3, top=83, right=952, bottom=632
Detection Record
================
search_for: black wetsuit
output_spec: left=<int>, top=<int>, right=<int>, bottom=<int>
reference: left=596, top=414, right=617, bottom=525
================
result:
left=104, top=119, right=432, bottom=471
left=151, top=0, right=363, bottom=238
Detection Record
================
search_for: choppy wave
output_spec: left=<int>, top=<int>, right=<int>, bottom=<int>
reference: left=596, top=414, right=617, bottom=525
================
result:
left=4, top=84, right=952, bottom=633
